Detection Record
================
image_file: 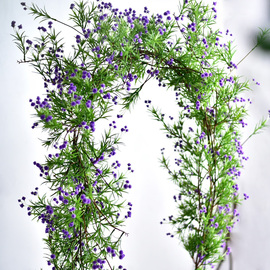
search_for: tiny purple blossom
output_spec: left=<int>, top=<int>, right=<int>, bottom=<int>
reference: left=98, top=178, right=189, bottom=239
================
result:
left=46, top=115, right=53, bottom=122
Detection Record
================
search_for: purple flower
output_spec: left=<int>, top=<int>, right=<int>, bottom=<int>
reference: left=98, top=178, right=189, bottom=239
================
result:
left=11, top=21, right=16, bottom=28
left=69, top=222, right=74, bottom=227
left=45, top=115, right=53, bottom=122
left=26, top=39, right=32, bottom=45
left=86, top=100, right=92, bottom=108
left=196, top=101, right=200, bottom=110
left=63, top=199, right=69, bottom=204
left=119, top=250, right=125, bottom=260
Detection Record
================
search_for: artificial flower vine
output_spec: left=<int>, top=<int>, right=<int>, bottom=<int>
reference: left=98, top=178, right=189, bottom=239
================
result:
left=12, top=0, right=269, bottom=269
left=13, top=1, right=147, bottom=269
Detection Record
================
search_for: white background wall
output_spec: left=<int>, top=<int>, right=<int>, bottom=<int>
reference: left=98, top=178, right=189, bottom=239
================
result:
left=1, top=0, right=270, bottom=269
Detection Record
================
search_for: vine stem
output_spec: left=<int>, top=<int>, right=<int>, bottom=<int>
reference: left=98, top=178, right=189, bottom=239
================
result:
left=92, top=199, right=128, bottom=236
left=236, top=45, right=258, bottom=67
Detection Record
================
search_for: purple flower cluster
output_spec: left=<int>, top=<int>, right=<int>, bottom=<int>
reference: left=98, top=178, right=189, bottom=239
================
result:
left=81, top=194, right=91, bottom=204
left=92, top=258, right=106, bottom=269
